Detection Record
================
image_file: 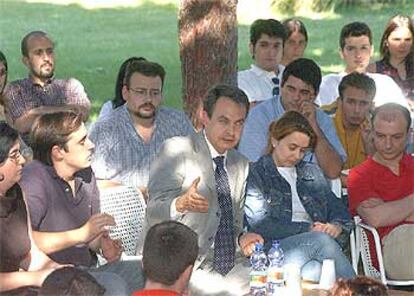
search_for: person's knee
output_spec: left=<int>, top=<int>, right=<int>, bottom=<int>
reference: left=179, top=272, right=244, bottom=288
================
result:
left=312, top=232, right=341, bottom=255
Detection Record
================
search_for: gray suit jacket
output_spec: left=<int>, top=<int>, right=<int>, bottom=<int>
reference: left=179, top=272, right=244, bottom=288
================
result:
left=145, top=132, right=249, bottom=267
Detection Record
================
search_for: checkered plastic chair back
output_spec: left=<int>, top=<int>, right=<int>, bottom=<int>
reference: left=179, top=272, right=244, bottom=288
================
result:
left=99, top=185, right=146, bottom=256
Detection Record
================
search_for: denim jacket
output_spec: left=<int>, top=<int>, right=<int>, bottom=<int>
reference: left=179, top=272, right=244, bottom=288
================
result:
left=244, top=154, right=353, bottom=249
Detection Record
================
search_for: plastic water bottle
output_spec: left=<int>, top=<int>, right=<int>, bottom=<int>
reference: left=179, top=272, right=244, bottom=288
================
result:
left=250, top=242, right=268, bottom=296
left=267, top=240, right=285, bottom=295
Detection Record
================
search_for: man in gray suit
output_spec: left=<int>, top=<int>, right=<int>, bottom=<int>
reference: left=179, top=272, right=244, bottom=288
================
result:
left=145, top=84, right=264, bottom=295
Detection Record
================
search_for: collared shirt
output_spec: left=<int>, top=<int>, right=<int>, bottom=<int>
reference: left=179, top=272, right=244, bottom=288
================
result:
left=19, top=160, right=100, bottom=266
left=4, top=77, right=90, bottom=122
left=316, top=72, right=409, bottom=109
left=90, top=105, right=194, bottom=188
left=238, top=96, right=346, bottom=163
left=238, top=64, right=285, bottom=103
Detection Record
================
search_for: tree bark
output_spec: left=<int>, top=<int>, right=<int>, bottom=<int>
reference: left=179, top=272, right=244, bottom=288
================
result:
left=179, top=0, right=238, bottom=130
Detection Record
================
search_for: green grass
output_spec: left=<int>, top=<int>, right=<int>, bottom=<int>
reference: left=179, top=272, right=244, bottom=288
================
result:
left=1, top=0, right=413, bottom=120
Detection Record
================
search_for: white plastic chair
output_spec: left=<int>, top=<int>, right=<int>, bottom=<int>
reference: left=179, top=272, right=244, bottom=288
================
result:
left=98, top=185, right=146, bottom=256
left=351, top=216, right=414, bottom=286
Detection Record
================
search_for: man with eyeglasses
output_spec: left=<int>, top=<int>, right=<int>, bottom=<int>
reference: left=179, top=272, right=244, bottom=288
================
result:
left=90, top=60, right=194, bottom=196
left=238, top=19, right=286, bottom=108
left=239, top=58, right=346, bottom=179
left=4, top=31, right=90, bottom=136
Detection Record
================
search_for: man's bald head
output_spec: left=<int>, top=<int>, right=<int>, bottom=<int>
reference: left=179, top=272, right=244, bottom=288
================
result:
left=372, top=103, right=411, bottom=133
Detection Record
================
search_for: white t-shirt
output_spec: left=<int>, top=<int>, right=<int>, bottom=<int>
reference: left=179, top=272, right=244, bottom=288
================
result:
left=316, top=72, right=409, bottom=109
left=277, top=166, right=311, bottom=223
left=238, top=64, right=285, bottom=103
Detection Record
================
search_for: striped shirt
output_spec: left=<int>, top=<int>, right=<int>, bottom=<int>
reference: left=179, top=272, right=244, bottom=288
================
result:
left=90, top=105, right=194, bottom=188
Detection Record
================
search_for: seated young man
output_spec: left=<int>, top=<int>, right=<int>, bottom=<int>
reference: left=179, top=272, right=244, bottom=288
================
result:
left=238, top=18, right=286, bottom=107
left=348, top=103, right=414, bottom=280
left=323, top=72, right=376, bottom=186
left=316, top=22, right=408, bottom=110
left=19, top=110, right=144, bottom=294
left=133, top=221, right=198, bottom=296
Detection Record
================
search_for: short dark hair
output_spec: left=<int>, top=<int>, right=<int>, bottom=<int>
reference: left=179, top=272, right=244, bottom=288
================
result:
left=281, top=58, right=322, bottom=94
left=339, top=22, right=372, bottom=50
left=204, top=84, right=249, bottom=118
left=250, top=19, right=287, bottom=47
left=338, top=72, right=376, bottom=101
left=143, top=221, right=198, bottom=286
left=0, top=121, right=19, bottom=163
left=282, top=18, right=308, bottom=42
left=21, top=30, right=53, bottom=57
left=124, top=60, right=166, bottom=89
left=30, top=109, right=83, bottom=166
left=39, top=267, right=105, bottom=296
left=372, top=103, right=412, bottom=133
left=112, top=56, right=147, bottom=109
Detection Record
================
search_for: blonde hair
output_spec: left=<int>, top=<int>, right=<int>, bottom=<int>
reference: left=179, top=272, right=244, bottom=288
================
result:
left=266, top=111, right=316, bottom=155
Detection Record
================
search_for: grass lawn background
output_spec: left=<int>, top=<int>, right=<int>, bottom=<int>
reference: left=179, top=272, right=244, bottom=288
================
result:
left=0, top=0, right=413, bottom=120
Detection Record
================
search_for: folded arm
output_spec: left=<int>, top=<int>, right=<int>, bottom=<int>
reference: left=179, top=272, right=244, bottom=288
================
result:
left=357, top=193, right=414, bottom=228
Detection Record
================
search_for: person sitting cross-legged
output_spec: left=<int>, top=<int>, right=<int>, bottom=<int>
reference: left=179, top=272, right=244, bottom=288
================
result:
left=244, top=111, right=355, bottom=281
left=143, top=84, right=264, bottom=296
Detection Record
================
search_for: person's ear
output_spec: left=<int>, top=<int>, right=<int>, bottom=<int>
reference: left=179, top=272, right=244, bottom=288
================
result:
left=271, top=138, right=278, bottom=149
left=122, top=85, right=129, bottom=102
left=339, top=48, right=344, bottom=60
left=51, top=145, right=64, bottom=162
left=22, top=55, right=30, bottom=69
left=200, top=109, right=210, bottom=127
left=370, top=44, right=374, bottom=57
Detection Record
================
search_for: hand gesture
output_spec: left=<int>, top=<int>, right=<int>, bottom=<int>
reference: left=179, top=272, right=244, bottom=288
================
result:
left=239, top=232, right=264, bottom=257
left=80, top=213, right=116, bottom=243
left=300, top=100, right=318, bottom=127
left=176, top=177, right=209, bottom=213
left=311, top=222, right=342, bottom=238
left=360, top=117, right=375, bottom=155
left=101, top=233, right=123, bottom=263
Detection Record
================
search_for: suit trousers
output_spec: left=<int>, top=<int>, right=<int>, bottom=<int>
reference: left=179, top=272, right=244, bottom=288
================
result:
left=189, top=253, right=250, bottom=296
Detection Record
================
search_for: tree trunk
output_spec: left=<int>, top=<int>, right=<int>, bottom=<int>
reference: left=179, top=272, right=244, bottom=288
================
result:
left=179, top=0, right=238, bottom=130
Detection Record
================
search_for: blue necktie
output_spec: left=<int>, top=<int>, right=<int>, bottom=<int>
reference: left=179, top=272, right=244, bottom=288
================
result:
left=212, top=156, right=235, bottom=276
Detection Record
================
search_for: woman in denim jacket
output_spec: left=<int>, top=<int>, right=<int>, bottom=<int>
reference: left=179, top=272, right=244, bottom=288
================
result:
left=244, top=111, right=355, bottom=281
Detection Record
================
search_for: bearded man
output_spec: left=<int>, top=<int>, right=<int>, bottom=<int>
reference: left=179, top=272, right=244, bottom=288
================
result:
left=90, top=59, right=194, bottom=195
left=4, top=31, right=91, bottom=136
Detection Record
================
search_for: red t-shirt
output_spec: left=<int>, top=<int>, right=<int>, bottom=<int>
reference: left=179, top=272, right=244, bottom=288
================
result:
left=132, top=289, right=180, bottom=296
left=348, top=153, right=414, bottom=267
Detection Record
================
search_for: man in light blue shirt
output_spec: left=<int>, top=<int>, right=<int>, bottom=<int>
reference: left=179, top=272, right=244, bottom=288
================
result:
left=238, top=58, right=346, bottom=178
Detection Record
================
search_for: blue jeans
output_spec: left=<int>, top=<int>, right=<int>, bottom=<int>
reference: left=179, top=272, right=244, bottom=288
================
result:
left=280, top=232, right=356, bottom=281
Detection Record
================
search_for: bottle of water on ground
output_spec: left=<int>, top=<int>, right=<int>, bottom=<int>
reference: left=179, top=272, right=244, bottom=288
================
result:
left=250, top=242, right=268, bottom=296
left=267, top=240, right=285, bottom=295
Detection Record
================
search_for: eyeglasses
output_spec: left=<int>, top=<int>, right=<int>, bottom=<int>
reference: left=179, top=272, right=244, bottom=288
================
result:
left=128, top=87, right=161, bottom=98
left=272, top=77, right=280, bottom=97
